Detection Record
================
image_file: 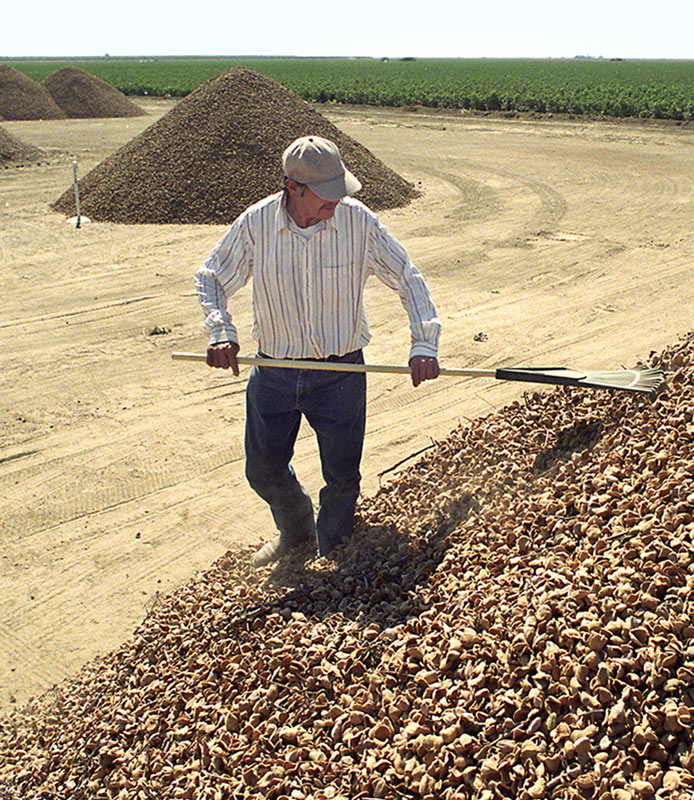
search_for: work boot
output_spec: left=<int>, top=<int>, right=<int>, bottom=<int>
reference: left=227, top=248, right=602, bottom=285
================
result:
left=251, top=536, right=316, bottom=568
left=251, top=536, right=288, bottom=568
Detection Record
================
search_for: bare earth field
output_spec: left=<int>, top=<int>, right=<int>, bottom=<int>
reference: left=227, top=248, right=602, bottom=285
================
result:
left=1, top=100, right=693, bottom=713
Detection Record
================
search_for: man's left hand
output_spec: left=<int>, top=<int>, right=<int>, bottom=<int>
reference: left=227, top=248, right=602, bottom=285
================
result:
left=409, top=356, right=440, bottom=387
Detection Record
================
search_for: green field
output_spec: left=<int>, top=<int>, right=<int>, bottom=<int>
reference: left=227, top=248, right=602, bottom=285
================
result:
left=10, top=57, right=694, bottom=121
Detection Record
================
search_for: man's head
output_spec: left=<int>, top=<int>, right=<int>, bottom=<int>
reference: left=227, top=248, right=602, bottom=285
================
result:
left=282, top=136, right=362, bottom=201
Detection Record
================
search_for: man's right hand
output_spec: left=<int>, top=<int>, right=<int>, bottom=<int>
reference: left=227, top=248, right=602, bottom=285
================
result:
left=206, top=341, right=240, bottom=375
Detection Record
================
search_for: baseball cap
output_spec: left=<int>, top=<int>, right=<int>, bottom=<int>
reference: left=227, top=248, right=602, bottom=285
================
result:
left=282, top=136, right=362, bottom=201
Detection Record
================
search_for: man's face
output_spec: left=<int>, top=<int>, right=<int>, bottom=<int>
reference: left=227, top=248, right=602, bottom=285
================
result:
left=286, top=181, right=340, bottom=227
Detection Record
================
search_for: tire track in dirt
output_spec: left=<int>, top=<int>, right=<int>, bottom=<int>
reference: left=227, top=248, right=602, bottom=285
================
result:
left=0, top=621, right=69, bottom=694
left=0, top=428, right=248, bottom=539
left=0, top=295, right=162, bottom=331
left=417, top=164, right=567, bottom=245
left=0, top=525, right=222, bottom=630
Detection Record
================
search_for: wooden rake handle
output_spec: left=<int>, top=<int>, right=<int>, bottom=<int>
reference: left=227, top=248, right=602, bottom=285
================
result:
left=171, top=351, right=496, bottom=378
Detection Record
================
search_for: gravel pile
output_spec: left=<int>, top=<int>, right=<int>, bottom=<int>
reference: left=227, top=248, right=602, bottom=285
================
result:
left=41, top=66, right=145, bottom=119
left=51, top=67, right=418, bottom=224
left=0, top=64, right=66, bottom=121
left=1, top=334, right=693, bottom=800
left=0, top=125, right=46, bottom=165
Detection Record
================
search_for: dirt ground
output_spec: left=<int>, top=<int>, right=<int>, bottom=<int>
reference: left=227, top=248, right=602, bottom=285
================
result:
left=1, top=100, right=693, bottom=713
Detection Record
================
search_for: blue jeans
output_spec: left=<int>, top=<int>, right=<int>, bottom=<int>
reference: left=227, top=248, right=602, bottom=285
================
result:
left=245, top=350, right=366, bottom=557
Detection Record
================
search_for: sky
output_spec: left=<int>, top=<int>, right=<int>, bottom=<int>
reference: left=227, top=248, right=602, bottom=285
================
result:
left=2, top=0, right=693, bottom=60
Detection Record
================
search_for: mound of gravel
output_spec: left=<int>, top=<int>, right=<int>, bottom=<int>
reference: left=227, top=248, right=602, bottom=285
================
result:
left=1, top=334, right=693, bottom=799
left=51, top=67, right=418, bottom=224
left=42, top=66, right=145, bottom=119
left=0, top=125, right=46, bottom=164
left=0, top=64, right=66, bottom=121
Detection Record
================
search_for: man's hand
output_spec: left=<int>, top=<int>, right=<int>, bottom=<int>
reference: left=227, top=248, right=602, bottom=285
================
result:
left=207, top=341, right=240, bottom=375
left=409, top=355, right=440, bottom=387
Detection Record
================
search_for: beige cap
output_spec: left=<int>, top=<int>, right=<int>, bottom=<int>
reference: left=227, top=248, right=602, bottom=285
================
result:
left=282, top=135, right=362, bottom=201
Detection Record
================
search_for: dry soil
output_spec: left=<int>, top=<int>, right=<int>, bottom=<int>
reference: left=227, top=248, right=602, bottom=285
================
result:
left=1, top=100, right=693, bottom=712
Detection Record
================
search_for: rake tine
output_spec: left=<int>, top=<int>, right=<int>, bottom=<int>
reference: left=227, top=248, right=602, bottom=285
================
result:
left=578, top=367, right=666, bottom=394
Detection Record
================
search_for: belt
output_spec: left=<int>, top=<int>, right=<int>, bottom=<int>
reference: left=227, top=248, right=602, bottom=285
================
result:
left=258, top=349, right=362, bottom=363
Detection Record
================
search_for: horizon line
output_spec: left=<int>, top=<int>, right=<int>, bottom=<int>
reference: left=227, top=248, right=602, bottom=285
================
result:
left=4, top=54, right=694, bottom=62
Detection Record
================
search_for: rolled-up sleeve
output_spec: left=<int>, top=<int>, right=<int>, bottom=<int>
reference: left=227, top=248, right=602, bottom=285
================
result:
left=194, top=217, right=253, bottom=345
left=366, top=215, right=441, bottom=359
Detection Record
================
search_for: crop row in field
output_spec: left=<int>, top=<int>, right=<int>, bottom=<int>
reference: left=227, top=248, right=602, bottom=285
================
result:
left=10, top=57, right=694, bottom=121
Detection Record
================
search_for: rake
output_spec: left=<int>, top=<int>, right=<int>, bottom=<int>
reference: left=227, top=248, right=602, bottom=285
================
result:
left=171, top=353, right=665, bottom=396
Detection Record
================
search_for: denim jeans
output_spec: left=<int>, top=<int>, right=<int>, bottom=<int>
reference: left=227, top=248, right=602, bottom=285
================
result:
left=245, top=349, right=366, bottom=557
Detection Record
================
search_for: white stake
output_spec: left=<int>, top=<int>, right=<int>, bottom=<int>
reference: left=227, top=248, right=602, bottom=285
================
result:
left=72, top=161, right=82, bottom=229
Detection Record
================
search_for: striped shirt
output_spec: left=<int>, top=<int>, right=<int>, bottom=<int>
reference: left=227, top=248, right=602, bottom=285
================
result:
left=194, top=192, right=441, bottom=360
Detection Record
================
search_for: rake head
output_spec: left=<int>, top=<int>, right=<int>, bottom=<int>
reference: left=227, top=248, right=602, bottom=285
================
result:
left=495, top=366, right=666, bottom=395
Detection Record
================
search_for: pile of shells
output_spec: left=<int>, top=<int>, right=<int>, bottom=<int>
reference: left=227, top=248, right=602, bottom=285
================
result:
left=1, top=332, right=693, bottom=800
left=0, top=125, right=46, bottom=166
left=41, top=66, right=146, bottom=119
left=0, top=64, right=66, bottom=121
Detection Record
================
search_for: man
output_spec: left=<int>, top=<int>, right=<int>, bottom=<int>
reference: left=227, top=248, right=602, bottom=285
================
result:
left=195, top=135, right=440, bottom=567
